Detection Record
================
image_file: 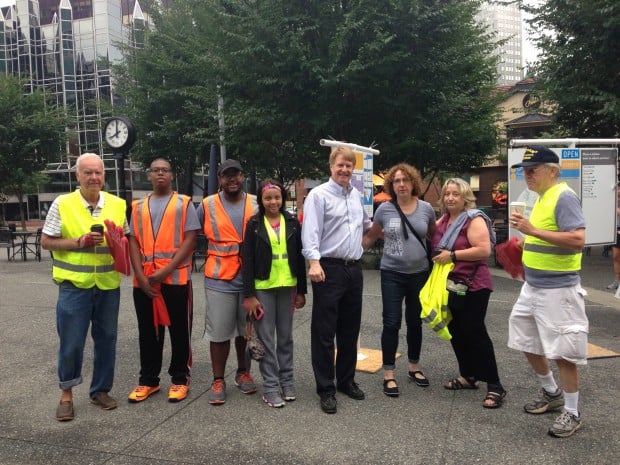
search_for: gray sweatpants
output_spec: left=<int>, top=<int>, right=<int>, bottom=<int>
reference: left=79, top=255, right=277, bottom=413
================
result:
left=254, top=287, right=296, bottom=393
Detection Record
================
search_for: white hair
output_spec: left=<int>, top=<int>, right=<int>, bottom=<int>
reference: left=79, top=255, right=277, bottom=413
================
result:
left=75, top=153, right=103, bottom=171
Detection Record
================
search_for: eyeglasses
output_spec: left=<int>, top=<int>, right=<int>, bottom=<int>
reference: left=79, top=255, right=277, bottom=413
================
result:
left=220, top=171, right=242, bottom=180
left=148, top=168, right=172, bottom=174
left=392, top=178, right=412, bottom=185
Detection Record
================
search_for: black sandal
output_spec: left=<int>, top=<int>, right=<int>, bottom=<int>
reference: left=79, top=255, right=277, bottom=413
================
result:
left=443, top=377, right=479, bottom=390
left=383, top=379, right=399, bottom=397
left=482, top=390, right=506, bottom=409
left=408, top=370, right=430, bottom=387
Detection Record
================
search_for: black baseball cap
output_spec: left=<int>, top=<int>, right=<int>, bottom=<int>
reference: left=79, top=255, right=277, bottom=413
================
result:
left=217, top=159, right=243, bottom=175
left=512, top=145, right=559, bottom=168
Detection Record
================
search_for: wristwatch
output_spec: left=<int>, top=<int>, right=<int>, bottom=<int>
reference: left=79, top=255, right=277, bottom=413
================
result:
left=450, top=251, right=457, bottom=262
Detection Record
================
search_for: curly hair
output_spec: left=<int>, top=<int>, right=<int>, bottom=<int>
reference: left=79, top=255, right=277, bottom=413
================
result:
left=382, top=163, right=424, bottom=198
left=257, top=179, right=287, bottom=215
left=437, top=178, right=477, bottom=214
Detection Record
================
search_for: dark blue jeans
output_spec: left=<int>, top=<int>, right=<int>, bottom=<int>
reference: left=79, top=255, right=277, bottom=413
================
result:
left=56, top=282, right=120, bottom=398
left=380, top=269, right=429, bottom=369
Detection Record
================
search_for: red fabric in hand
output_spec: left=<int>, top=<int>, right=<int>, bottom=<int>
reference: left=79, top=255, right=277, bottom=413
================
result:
left=495, top=236, right=524, bottom=280
left=143, top=262, right=171, bottom=329
left=103, top=219, right=131, bottom=276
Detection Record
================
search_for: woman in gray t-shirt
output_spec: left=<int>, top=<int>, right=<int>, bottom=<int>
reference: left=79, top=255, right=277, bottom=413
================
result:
left=363, top=163, right=436, bottom=397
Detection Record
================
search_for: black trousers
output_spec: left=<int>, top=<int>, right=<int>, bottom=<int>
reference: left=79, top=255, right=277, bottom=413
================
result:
left=447, top=288, right=501, bottom=384
left=310, top=260, right=363, bottom=396
left=133, top=283, right=193, bottom=386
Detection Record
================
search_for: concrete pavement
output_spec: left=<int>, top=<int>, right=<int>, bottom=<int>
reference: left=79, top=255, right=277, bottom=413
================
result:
left=1, top=247, right=619, bottom=465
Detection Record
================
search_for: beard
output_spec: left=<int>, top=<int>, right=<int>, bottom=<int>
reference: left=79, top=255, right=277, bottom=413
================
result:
left=223, top=187, right=242, bottom=199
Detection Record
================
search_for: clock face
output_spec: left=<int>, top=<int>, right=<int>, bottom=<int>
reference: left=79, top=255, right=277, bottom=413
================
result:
left=104, top=118, right=134, bottom=150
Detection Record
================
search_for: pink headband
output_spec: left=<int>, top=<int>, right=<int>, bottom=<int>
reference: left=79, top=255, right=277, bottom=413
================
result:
left=261, top=183, right=279, bottom=193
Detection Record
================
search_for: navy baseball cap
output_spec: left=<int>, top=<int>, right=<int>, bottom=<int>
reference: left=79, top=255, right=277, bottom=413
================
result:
left=512, top=145, right=559, bottom=168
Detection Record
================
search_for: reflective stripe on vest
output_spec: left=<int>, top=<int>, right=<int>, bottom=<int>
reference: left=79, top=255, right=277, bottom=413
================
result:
left=132, top=192, right=191, bottom=285
left=202, top=193, right=254, bottom=280
left=421, top=305, right=451, bottom=334
left=52, top=191, right=126, bottom=289
left=255, top=215, right=296, bottom=290
left=522, top=182, right=582, bottom=272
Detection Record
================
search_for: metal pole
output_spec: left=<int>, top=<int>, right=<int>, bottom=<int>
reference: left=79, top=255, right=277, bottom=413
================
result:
left=115, top=152, right=126, bottom=200
left=217, top=85, right=226, bottom=162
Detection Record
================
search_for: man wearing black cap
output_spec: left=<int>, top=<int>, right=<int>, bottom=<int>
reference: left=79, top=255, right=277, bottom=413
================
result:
left=197, top=159, right=258, bottom=405
left=507, top=146, right=588, bottom=438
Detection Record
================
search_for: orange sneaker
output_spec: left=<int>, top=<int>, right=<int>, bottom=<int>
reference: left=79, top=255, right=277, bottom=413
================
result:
left=168, top=384, right=189, bottom=403
left=128, top=385, right=160, bottom=403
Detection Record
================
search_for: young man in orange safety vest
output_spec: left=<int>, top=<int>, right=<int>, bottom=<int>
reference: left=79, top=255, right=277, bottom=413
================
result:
left=128, top=158, right=200, bottom=403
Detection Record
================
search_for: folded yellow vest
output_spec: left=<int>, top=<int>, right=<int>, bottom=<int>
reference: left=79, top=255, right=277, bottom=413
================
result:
left=419, top=262, right=454, bottom=341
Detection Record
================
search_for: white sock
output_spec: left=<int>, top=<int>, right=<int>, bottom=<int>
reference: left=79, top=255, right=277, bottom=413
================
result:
left=564, top=391, right=579, bottom=417
left=536, top=371, right=558, bottom=393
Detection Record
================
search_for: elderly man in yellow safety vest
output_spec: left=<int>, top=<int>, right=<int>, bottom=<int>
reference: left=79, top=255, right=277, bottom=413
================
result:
left=508, top=145, right=587, bottom=439
left=42, top=153, right=129, bottom=422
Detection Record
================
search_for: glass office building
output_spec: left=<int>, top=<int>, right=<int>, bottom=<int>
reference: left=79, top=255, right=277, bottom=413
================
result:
left=1, top=0, right=146, bottom=158
left=0, top=1, right=147, bottom=218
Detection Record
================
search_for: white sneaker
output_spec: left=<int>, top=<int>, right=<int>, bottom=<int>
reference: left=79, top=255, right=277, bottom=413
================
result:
left=606, top=281, right=619, bottom=290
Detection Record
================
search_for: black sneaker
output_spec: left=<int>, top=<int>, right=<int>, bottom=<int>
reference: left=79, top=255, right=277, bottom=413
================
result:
left=337, top=381, right=365, bottom=400
left=320, top=394, right=337, bottom=414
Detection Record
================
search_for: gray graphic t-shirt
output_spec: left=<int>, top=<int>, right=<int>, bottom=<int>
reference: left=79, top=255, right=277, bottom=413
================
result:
left=373, top=200, right=436, bottom=274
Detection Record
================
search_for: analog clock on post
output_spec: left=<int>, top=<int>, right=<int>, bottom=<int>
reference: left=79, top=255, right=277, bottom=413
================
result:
left=103, top=116, right=136, bottom=203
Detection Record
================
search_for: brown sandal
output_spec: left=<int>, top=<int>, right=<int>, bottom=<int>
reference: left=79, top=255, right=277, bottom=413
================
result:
left=443, top=377, right=479, bottom=390
left=482, top=391, right=506, bottom=409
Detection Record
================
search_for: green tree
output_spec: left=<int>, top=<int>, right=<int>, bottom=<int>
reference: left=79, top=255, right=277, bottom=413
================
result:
left=527, top=0, right=620, bottom=137
left=0, top=75, right=68, bottom=229
left=118, top=0, right=501, bottom=185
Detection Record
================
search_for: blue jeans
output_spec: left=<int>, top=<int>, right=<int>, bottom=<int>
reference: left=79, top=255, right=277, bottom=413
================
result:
left=380, top=269, right=428, bottom=369
left=56, top=282, right=120, bottom=398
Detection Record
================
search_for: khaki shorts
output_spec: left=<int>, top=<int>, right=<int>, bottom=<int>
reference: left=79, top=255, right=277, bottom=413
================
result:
left=508, top=282, right=589, bottom=365
left=203, top=288, right=247, bottom=342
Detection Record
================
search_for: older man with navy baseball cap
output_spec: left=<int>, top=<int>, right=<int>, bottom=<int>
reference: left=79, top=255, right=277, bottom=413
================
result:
left=507, top=144, right=588, bottom=438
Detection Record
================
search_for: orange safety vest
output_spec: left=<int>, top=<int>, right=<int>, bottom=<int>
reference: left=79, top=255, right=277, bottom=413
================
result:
left=132, top=192, right=192, bottom=285
left=202, top=193, right=254, bottom=280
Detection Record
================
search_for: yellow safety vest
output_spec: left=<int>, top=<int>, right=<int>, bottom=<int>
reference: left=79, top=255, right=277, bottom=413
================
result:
left=419, top=262, right=453, bottom=341
left=52, top=191, right=126, bottom=289
left=522, top=182, right=581, bottom=272
left=255, top=215, right=297, bottom=290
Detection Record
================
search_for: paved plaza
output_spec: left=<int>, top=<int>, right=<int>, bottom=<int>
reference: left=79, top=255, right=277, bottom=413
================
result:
left=1, top=248, right=619, bottom=464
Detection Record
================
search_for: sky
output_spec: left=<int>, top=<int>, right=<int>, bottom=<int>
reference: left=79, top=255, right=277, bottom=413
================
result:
left=522, top=0, right=542, bottom=65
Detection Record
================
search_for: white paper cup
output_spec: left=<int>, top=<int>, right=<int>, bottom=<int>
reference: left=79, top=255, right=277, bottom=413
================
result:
left=510, top=202, right=526, bottom=216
